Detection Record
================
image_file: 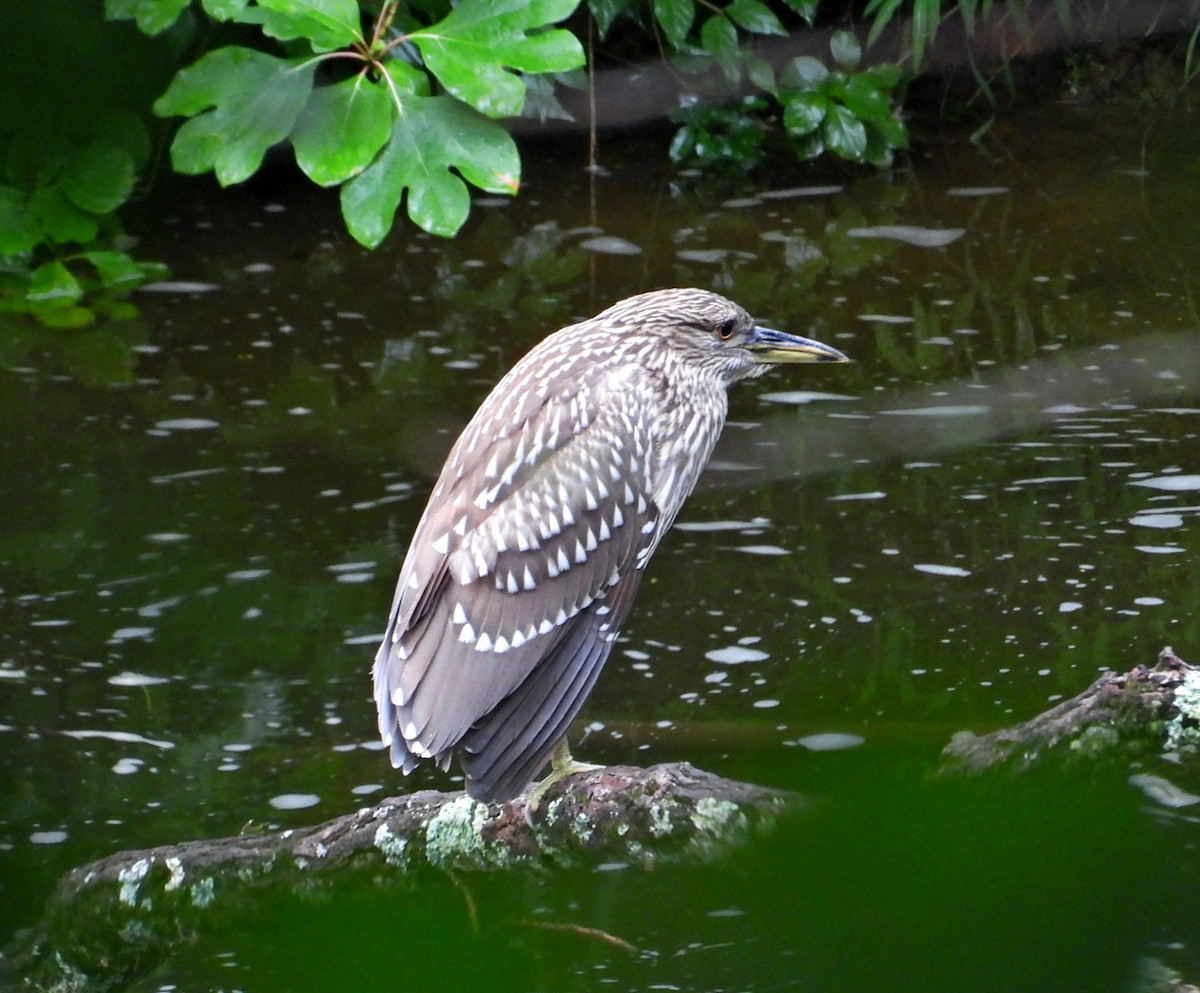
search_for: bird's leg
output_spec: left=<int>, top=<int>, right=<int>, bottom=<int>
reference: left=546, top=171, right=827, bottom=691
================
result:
left=525, top=738, right=603, bottom=812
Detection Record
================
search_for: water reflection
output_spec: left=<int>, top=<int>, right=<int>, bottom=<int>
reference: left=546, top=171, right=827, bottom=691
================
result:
left=2, top=107, right=1199, bottom=987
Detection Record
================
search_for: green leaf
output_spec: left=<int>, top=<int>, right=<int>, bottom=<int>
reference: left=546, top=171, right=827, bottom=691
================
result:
left=75, top=251, right=150, bottom=290
left=780, top=55, right=828, bottom=89
left=959, top=0, right=979, bottom=33
left=155, top=48, right=316, bottom=185
left=341, top=95, right=520, bottom=244
left=29, top=185, right=100, bottom=244
left=862, top=131, right=895, bottom=168
left=782, top=92, right=827, bottom=136
left=652, top=0, right=694, bottom=48
left=869, top=109, right=909, bottom=149
left=411, top=0, right=585, bottom=118
left=589, top=0, right=636, bottom=37
left=237, top=0, right=363, bottom=52
left=726, top=0, right=786, bottom=36
left=836, top=73, right=890, bottom=122
left=0, top=187, right=41, bottom=254
left=86, top=110, right=153, bottom=169
left=863, top=0, right=903, bottom=48
left=203, top=0, right=250, bottom=18
left=104, top=0, right=190, bottom=35
left=780, top=0, right=817, bottom=24
left=293, top=75, right=394, bottom=186
left=822, top=103, right=868, bottom=160
left=60, top=141, right=137, bottom=215
left=791, top=129, right=824, bottom=161
left=700, top=14, right=738, bottom=60
left=27, top=261, right=83, bottom=306
left=35, top=305, right=95, bottom=330
left=746, top=55, right=775, bottom=92
left=911, top=0, right=939, bottom=69
left=830, top=29, right=862, bottom=70
left=868, top=62, right=906, bottom=89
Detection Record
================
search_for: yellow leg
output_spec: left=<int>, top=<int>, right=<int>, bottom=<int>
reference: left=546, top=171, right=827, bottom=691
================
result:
left=526, top=738, right=602, bottom=811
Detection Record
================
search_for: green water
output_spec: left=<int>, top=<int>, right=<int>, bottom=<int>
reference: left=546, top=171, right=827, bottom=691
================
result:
left=2, top=104, right=1199, bottom=990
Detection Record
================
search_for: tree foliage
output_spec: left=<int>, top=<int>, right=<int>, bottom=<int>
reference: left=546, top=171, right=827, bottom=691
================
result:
left=0, top=0, right=918, bottom=339
left=148, top=0, right=584, bottom=243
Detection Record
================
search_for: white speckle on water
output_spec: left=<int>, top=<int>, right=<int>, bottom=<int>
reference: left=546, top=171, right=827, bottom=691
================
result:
left=882, top=405, right=990, bottom=417
left=227, top=569, right=270, bottom=581
left=759, top=390, right=858, bottom=405
left=705, top=646, right=769, bottom=665
left=847, top=225, right=965, bottom=247
left=269, top=793, right=321, bottom=810
left=789, top=733, right=865, bottom=752
left=914, top=563, right=972, bottom=577
left=352, top=783, right=383, bottom=796
left=707, top=906, right=746, bottom=917
left=139, top=280, right=220, bottom=293
left=30, top=830, right=68, bottom=845
left=109, top=627, right=154, bottom=642
left=328, top=561, right=377, bottom=573
left=578, top=235, right=641, bottom=255
left=153, top=418, right=220, bottom=431
left=63, top=729, right=175, bottom=750
left=1130, top=474, right=1200, bottom=491
left=677, top=249, right=737, bottom=264
left=858, top=313, right=915, bottom=324
left=675, top=517, right=770, bottom=533
left=1059, top=602, right=1083, bottom=613
left=112, top=757, right=145, bottom=775
left=108, top=671, right=169, bottom=687
left=1129, top=773, right=1200, bottom=809
left=1130, top=514, right=1183, bottom=530
left=760, top=184, right=844, bottom=198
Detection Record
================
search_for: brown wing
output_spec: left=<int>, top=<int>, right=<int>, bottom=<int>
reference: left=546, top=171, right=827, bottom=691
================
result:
left=373, top=343, right=661, bottom=796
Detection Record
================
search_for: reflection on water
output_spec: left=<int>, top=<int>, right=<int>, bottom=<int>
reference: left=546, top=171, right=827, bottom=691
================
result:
left=1, top=107, right=1199, bottom=988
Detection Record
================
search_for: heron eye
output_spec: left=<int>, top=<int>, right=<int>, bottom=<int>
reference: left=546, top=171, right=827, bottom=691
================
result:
left=716, top=318, right=737, bottom=341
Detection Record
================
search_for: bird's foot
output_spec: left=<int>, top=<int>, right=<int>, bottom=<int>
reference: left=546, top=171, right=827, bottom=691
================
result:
left=524, top=740, right=603, bottom=816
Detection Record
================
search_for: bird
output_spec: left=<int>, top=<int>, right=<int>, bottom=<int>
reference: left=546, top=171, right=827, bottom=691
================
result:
left=373, top=287, right=848, bottom=802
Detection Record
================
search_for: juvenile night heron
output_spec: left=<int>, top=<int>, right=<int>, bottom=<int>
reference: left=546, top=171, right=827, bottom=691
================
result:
left=374, top=288, right=848, bottom=801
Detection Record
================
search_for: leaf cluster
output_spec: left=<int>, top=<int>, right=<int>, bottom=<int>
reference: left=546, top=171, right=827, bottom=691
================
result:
left=0, top=113, right=168, bottom=329
left=777, top=32, right=909, bottom=167
left=132, top=0, right=586, bottom=243
left=600, top=1, right=908, bottom=170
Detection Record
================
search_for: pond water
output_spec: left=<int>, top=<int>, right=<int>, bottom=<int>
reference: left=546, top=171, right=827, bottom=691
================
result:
left=2, top=103, right=1199, bottom=991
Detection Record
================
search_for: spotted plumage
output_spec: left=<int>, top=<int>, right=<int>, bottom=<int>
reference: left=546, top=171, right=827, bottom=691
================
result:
left=374, top=287, right=847, bottom=801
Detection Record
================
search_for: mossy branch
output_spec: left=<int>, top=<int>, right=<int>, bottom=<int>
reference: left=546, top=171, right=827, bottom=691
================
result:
left=940, top=646, right=1199, bottom=774
left=5, top=762, right=791, bottom=992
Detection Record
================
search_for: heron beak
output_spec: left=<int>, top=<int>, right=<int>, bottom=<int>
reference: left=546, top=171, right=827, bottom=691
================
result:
left=745, top=325, right=849, bottom=364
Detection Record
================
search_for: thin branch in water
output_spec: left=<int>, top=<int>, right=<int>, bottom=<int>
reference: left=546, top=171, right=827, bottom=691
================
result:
left=517, top=919, right=642, bottom=954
